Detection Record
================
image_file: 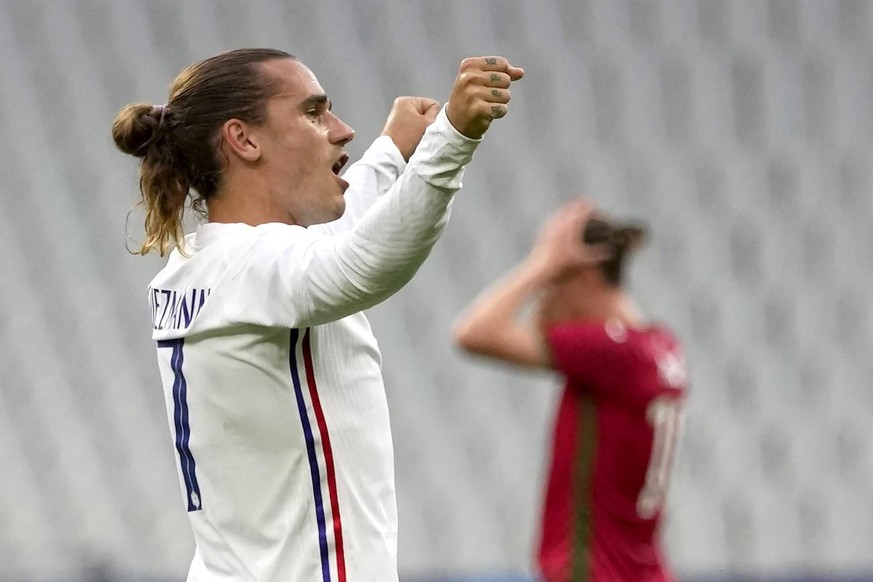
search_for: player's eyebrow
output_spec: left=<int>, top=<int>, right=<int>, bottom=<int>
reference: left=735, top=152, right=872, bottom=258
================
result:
left=299, top=94, right=331, bottom=111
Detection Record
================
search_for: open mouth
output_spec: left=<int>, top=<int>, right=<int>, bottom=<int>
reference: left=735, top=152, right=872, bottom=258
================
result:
left=332, top=154, right=349, bottom=175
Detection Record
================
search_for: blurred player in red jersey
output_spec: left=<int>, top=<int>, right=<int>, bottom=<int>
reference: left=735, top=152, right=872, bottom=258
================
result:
left=454, top=199, right=686, bottom=582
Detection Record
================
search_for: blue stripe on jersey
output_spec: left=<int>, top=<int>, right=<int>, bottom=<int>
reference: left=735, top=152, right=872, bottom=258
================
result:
left=158, top=338, right=202, bottom=512
left=289, top=328, right=331, bottom=582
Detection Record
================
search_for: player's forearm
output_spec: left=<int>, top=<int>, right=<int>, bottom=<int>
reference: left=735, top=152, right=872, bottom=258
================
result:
left=301, top=107, right=479, bottom=323
left=314, top=136, right=407, bottom=235
left=327, top=176, right=454, bottom=308
left=347, top=136, right=406, bottom=199
left=453, top=262, right=548, bottom=362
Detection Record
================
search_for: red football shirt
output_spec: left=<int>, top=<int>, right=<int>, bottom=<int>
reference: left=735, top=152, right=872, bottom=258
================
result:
left=539, top=320, right=686, bottom=582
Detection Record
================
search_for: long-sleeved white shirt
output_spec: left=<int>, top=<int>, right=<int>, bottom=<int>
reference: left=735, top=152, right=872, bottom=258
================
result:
left=147, top=108, right=478, bottom=582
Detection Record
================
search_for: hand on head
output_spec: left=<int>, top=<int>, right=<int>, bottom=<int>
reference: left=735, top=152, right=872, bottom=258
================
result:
left=526, top=199, right=612, bottom=282
left=446, top=56, right=524, bottom=139
left=380, top=96, right=441, bottom=161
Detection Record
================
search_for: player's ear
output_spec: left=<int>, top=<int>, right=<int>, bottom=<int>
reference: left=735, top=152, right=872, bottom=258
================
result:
left=221, top=118, right=261, bottom=162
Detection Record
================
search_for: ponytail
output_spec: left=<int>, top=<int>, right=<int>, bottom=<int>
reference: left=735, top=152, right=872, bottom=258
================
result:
left=112, top=103, right=190, bottom=256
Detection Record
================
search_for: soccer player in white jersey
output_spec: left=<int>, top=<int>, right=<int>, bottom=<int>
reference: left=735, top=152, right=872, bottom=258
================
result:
left=111, top=48, right=523, bottom=581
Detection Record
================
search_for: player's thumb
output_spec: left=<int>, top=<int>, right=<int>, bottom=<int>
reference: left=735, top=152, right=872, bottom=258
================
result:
left=415, top=97, right=441, bottom=115
left=423, top=100, right=440, bottom=122
left=507, top=65, right=525, bottom=81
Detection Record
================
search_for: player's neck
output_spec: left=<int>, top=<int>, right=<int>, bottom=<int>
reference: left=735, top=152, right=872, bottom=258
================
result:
left=207, top=173, right=296, bottom=226
left=607, top=292, right=644, bottom=327
left=574, top=289, right=643, bottom=327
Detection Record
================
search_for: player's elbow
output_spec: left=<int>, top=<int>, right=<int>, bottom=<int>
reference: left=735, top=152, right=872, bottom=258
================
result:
left=452, top=318, right=488, bottom=355
left=452, top=319, right=474, bottom=350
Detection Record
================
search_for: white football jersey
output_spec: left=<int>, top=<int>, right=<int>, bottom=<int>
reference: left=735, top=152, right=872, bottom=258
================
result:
left=147, top=108, right=478, bottom=581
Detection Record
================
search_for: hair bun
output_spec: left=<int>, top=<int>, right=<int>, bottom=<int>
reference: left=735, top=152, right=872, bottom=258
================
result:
left=111, top=103, right=165, bottom=157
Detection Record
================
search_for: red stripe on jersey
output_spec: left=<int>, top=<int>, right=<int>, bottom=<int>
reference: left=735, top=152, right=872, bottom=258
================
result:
left=570, top=395, right=597, bottom=581
left=302, top=329, right=347, bottom=582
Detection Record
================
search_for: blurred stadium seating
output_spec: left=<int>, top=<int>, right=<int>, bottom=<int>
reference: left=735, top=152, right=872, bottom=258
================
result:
left=0, top=0, right=871, bottom=580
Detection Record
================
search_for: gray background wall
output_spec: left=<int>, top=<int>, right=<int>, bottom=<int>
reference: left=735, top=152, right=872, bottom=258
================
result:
left=0, top=0, right=871, bottom=580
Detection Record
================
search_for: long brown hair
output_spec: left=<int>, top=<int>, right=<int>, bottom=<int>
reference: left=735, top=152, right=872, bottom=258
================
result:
left=583, top=215, right=648, bottom=286
left=111, top=48, right=294, bottom=256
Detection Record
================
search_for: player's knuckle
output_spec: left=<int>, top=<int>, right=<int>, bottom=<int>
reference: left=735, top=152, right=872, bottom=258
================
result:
left=480, top=102, right=498, bottom=116
left=485, top=86, right=507, bottom=102
left=488, top=73, right=508, bottom=88
left=471, top=72, right=489, bottom=86
left=459, top=57, right=477, bottom=71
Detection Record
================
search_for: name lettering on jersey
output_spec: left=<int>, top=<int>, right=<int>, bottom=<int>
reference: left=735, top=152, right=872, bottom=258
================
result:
left=149, top=287, right=212, bottom=331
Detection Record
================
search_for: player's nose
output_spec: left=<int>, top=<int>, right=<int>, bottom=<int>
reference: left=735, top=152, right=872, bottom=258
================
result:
left=329, top=113, right=355, bottom=145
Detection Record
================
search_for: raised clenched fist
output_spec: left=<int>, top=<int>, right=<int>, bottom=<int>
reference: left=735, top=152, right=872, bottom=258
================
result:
left=446, top=56, right=524, bottom=140
left=380, top=96, right=441, bottom=161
